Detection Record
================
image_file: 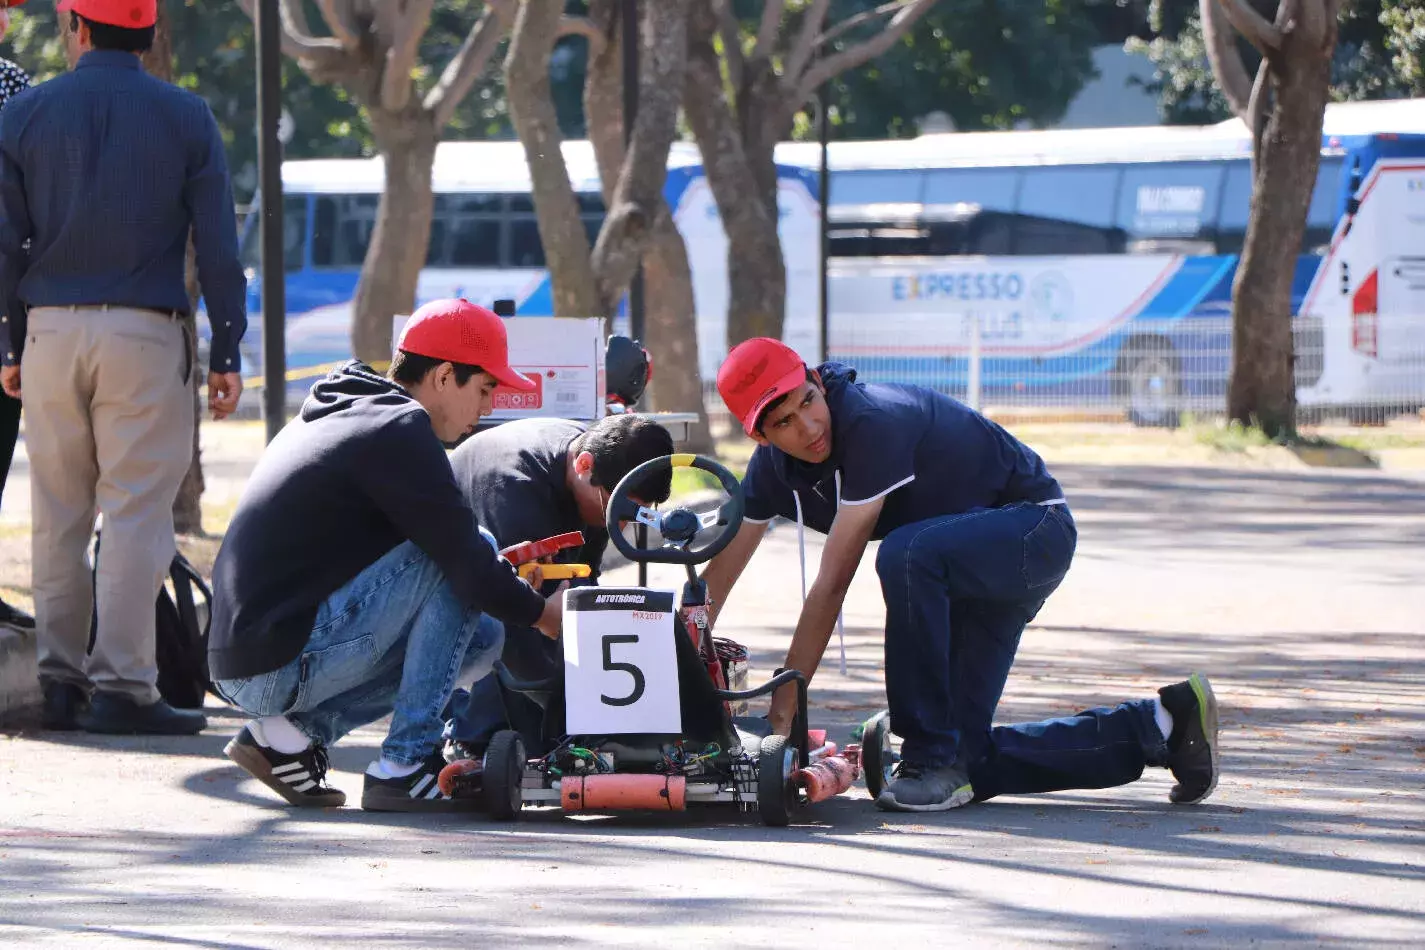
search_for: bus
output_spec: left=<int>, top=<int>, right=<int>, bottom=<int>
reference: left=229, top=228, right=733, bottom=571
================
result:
left=777, top=121, right=1425, bottom=425
left=223, top=139, right=821, bottom=406
left=216, top=103, right=1425, bottom=424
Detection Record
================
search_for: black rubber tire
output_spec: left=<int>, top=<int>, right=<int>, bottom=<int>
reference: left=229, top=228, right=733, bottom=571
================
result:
left=482, top=730, right=525, bottom=821
left=757, top=734, right=797, bottom=828
left=861, top=711, right=896, bottom=801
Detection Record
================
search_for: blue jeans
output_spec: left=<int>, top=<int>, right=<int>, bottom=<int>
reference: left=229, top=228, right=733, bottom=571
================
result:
left=214, top=540, right=505, bottom=766
left=875, top=503, right=1167, bottom=799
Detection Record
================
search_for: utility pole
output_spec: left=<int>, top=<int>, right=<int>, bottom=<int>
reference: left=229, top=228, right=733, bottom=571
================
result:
left=256, top=0, right=286, bottom=442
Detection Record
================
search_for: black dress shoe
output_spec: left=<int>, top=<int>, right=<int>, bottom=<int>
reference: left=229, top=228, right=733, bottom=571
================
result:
left=77, top=692, right=207, bottom=736
left=41, top=680, right=90, bottom=730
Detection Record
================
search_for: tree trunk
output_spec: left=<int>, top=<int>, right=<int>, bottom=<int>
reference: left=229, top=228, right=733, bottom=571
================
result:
left=588, top=0, right=688, bottom=307
left=684, top=5, right=786, bottom=350
left=350, top=111, right=439, bottom=364
left=1227, top=18, right=1337, bottom=438
left=506, top=0, right=603, bottom=318
left=584, top=0, right=712, bottom=453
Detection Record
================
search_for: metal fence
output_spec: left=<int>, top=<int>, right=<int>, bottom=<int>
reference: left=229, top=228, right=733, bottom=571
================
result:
left=702, top=311, right=1425, bottom=434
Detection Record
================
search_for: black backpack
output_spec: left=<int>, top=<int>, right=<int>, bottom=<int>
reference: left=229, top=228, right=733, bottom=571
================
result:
left=87, top=532, right=217, bottom=709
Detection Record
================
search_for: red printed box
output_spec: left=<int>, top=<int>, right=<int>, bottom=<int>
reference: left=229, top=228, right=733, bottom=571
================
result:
left=492, top=373, right=544, bottom=411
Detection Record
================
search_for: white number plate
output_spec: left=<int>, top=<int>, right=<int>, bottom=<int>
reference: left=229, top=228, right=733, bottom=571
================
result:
left=562, top=587, right=682, bottom=735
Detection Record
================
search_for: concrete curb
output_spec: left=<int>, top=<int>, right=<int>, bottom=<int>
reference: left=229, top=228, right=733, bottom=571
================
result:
left=0, top=625, right=40, bottom=728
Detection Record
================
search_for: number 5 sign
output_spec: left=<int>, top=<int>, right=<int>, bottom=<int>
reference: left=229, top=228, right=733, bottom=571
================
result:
left=562, top=588, right=683, bottom=735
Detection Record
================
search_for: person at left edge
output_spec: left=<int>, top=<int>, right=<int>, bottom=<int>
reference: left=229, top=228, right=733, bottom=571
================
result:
left=209, top=299, right=567, bottom=813
left=0, top=0, right=33, bottom=632
left=0, top=0, right=247, bottom=735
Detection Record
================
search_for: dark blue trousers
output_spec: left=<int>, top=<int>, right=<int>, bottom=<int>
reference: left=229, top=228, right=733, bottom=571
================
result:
left=446, top=619, right=558, bottom=749
left=875, top=502, right=1166, bottom=801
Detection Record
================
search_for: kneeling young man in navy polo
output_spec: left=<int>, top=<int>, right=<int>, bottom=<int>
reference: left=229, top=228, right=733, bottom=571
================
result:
left=700, top=338, right=1219, bottom=812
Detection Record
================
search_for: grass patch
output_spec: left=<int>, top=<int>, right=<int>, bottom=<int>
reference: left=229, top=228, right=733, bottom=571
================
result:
left=1189, top=417, right=1380, bottom=467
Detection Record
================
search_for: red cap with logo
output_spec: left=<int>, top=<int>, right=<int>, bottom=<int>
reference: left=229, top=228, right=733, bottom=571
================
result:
left=717, top=337, right=809, bottom=437
left=58, top=0, right=156, bottom=29
left=396, top=298, right=536, bottom=393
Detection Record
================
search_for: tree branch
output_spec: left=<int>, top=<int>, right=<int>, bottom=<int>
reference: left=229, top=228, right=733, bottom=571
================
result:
left=240, top=0, right=350, bottom=73
left=785, top=0, right=832, bottom=85
left=815, top=0, right=906, bottom=53
left=559, top=15, right=606, bottom=55
left=1247, top=55, right=1271, bottom=169
left=714, top=0, right=745, bottom=93
left=381, top=0, right=436, bottom=113
left=794, top=0, right=935, bottom=104
left=751, top=0, right=785, bottom=64
left=427, top=1, right=517, bottom=127
left=1213, top=0, right=1284, bottom=55
left=1285, top=0, right=1329, bottom=50
left=312, top=0, right=361, bottom=51
left=1200, top=0, right=1254, bottom=121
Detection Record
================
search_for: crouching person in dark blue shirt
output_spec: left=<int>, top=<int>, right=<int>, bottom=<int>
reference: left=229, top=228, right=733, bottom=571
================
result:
left=441, top=414, right=675, bottom=754
left=208, top=300, right=565, bottom=813
left=700, top=338, right=1219, bottom=813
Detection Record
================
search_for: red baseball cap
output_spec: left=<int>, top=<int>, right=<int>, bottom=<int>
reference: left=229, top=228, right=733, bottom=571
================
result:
left=396, top=298, right=536, bottom=393
left=717, top=337, right=810, bottom=437
left=58, top=0, right=156, bottom=29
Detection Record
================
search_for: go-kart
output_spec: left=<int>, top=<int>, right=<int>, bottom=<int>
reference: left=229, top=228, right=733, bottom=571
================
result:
left=439, top=453, right=866, bottom=826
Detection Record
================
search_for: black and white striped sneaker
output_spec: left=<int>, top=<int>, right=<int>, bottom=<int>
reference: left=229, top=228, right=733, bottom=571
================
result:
left=224, top=725, right=346, bottom=808
left=361, top=750, right=482, bottom=813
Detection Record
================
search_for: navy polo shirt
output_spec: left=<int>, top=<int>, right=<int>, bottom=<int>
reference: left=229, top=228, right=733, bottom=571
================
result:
left=740, top=363, right=1065, bottom=540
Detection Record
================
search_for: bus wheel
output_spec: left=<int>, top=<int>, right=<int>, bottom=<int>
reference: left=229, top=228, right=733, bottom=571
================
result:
left=1123, top=338, right=1182, bottom=429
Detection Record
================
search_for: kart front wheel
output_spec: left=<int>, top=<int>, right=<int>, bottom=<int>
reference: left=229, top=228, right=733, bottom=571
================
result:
left=483, top=730, right=525, bottom=821
left=757, top=734, right=798, bottom=828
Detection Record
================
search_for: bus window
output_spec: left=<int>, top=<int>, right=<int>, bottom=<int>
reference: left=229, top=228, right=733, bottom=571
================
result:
left=1017, top=166, right=1120, bottom=228
left=509, top=219, right=545, bottom=267
left=922, top=168, right=1018, bottom=212
left=1304, top=156, right=1343, bottom=252
left=1217, top=156, right=1341, bottom=254
left=311, top=194, right=379, bottom=268
left=240, top=195, right=308, bottom=271
left=440, top=194, right=502, bottom=267
left=1118, top=161, right=1224, bottom=251
left=832, top=169, right=924, bottom=204
left=1009, top=216, right=1125, bottom=255
left=579, top=192, right=605, bottom=249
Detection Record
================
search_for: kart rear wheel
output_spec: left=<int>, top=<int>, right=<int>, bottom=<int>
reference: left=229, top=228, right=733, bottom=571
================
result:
left=861, top=711, right=896, bottom=801
left=483, top=730, right=525, bottom=821
left=757, top=734, right=798, bottom=828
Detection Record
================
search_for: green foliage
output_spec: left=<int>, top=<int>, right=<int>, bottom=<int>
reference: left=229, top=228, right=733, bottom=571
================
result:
left=5, top=1, right=592, bottom=202
left=783, top=0, right=1103, bottom=139
left=1128, top=0, right=1425, bottom=126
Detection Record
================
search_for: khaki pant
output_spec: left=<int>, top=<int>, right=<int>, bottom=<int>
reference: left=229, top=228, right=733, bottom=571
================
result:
left=22, top=306, right=194, bottom=703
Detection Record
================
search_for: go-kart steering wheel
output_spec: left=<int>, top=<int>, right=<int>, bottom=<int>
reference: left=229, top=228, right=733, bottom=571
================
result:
left=605, top=454, right=744, bottom=565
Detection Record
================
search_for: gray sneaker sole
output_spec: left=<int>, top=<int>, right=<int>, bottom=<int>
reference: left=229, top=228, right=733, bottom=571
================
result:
left=225, top=736, right=347, bottom=808
left=874, top=782, right=975, bottom=813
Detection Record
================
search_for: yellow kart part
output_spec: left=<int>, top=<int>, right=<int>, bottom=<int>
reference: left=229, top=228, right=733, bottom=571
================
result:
left=517, top=563, right=592, bottom=581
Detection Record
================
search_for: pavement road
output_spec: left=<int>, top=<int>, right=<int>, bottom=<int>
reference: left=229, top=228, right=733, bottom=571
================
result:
left=2, top=462, right=1423, bottom=948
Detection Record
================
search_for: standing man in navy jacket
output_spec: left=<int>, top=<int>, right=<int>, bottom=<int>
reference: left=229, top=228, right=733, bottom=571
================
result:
left=0, top=0, right=246, bottom=735
left=700, top=338, right=1219, bottom=813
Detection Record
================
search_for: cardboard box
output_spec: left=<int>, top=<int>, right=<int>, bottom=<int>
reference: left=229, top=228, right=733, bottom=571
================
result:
left=393, top=314, right=606, bottom=422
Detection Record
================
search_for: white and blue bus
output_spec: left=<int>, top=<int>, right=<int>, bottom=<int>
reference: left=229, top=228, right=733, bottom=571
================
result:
left=223, top=139, right=821, bottom=406
left=778, top=119, right=1425, bottom=424
left=216, top=100, right=1425, bottom=424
